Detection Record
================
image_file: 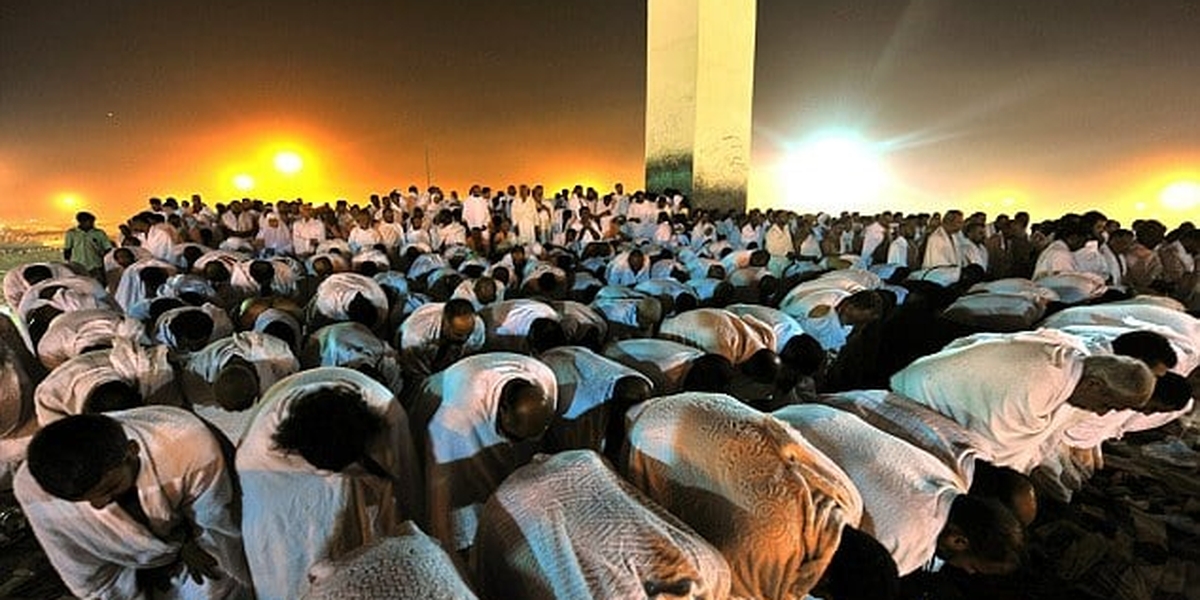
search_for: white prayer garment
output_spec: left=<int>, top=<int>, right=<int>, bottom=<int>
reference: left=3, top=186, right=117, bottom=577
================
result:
left=890, top=330, right=1094, bottom=473
left=153, top=304, right=235, bottom=354
left=182, top=332, right=301, bottom=444
left=1032, top=239, right=1078, bottom=279
left=35, top=339, right=180, bottom=426
left=967, top=278, right=1061, bottom=304
left=114, top=259, right=179, bottom=314
left=37, top=307, right=137, bottom=369
left=302, top=522, right=479, bottom=600
left=237, top=368, right=421, bottom=600
left=922, top=227, right=961, bottom=268
left=408, top=352, right=557, bottom=551
left=1034, top=271, right=1107, bottom=304
left=308, top=272, right=390, bottom=328
left=605, top=250, right=652, bottom=286
left=397, top=302, right=486, bottom=375
left=475, top=450, right=732, bottom=600
left=15, top=406, right=253, bottom=600
left=776, top=403, right=968, bottom=575
left=229, top=259, right=299, bottom=298
left=550, top=300, right=609, bottom=346
left=658, top=308, right=776, bottom=365
left=479, top=298, right=560, bottom=352
left=812, top=389, right=990, bottom=485
left=255, top=216, right=293, bottom=255
left=602, top=338, right=706, bottom=395
left=538, top=346, right=652, bottom=452
left=291, top=217, right=327, bottom=256
left=301, top=322, right=404, bottom=396
left=941, top=292, right=1047, bottom=332
left=624, top=393, right=863, bottom=599
left=726, top=303, right=807, bottom=353
left=2, top=262, right=80, bottom=309
left=1040, top=303, right=1200, bottom=375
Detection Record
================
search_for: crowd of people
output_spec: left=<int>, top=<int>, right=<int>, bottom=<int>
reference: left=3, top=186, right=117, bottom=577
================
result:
left=0, top=181, right=1197, bottom=599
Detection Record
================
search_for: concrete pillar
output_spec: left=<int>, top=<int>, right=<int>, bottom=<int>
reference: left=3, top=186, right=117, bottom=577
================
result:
left=645, top=0, right=756, bottom=213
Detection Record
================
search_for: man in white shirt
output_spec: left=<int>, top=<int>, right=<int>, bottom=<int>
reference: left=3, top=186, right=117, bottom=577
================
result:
left=290, top=203, right=327, bottom=258
left=922, top=210, right=964, bottom=268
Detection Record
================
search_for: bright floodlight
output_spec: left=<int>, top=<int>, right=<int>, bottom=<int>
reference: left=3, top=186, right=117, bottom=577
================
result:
left=782, top=133, right=888, bottom=209
left=274, top=151, right=303, bottom=175
left=233, top=174, right=255, bottom=191
left=1160, top=181, right=1200, bottom=211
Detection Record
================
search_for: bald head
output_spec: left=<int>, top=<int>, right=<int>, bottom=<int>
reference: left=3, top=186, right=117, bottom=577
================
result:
left=496, top=379, right=554, bottom=441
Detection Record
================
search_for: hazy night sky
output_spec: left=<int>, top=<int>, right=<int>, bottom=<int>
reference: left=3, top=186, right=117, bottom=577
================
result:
left=1, top=0, right=1198, bottom=227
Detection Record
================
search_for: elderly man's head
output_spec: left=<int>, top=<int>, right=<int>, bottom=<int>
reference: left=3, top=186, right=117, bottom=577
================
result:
left=1067, top=355, right=1155, bottom=415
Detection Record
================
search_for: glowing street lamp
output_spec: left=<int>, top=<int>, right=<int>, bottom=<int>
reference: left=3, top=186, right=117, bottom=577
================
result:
left=233, top=174, right=255, bottom=191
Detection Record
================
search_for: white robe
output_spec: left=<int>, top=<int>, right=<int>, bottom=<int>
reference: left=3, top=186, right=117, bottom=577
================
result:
left=539, top=346, right=651, bottom=452
left=2, top=262, right=79, bottom=309
left=35, top=340, right=180, bottom=426
left=397, top=302, right=486, bottom=375
left=309, top=273, right=389, bottom=327
left=237, top=367, right=421, bottom=600
left=922, top=227, right=960, bottom=268
left=409, top=353, right=557, bottom=551
left=1041, top=303, right=1200, bottom=375
left=15, top=406, right=252, bottom=600
left=301, top=322, right=404, bottom=395
left=479, top=299, right=560, bottom=353
left=114, top=259, right=178, bottom=314
left=37, top=308, right=139, bottom=370
left=625, top=393, right=863, bottom=599
left=1032, top=240, right=1078, bottom=279
left=658, top=308, right=776, bottom=365
left=182, top=332, right=301, bottom=444
left=550, top=300, right=608, bottom=345
left=302, top=522, right=478, bottom=600
left=476, top=450, right=731, bottom=600
left=776, top=404, right=967, bottom=575
left=602, top=338, right=706, bottom=395
left=725, top=303, right=806, bottom=354
left=890, top=330, right=1093, bottom=473
left=153, top=305, right=235, bottom=354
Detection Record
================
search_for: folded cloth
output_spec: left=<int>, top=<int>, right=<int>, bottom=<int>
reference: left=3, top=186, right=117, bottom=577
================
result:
left=476, top=450, right=731, bottom=600
left=776, top=403, right=967, bottom=575
left=303, top=522, right=478, bottom=600
left=625, top=392, right=862, bottom=599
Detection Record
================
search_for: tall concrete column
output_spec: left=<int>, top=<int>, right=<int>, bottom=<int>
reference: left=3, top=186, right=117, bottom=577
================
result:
left=646, top=0, right=756, bottom=213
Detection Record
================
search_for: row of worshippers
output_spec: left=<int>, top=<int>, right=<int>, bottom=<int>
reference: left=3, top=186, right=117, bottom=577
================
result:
left=2, top=196, right=1194, bottom=598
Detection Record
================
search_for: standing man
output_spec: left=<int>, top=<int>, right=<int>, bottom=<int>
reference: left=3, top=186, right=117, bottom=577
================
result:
left=64, top=211, right=113, bottom=282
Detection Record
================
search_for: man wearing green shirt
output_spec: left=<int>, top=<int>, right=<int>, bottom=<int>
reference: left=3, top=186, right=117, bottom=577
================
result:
left=64, top=211, right=112, bottom=281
